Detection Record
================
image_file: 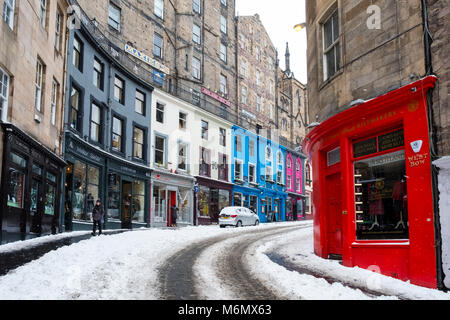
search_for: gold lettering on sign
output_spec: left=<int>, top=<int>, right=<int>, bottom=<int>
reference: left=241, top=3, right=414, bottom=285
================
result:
left=408, top=152, right=429, bottom=168
left=408, top=100, right=419, bottom=112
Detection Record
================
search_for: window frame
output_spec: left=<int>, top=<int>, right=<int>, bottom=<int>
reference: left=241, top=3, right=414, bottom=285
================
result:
left=54, top=8, right=62, bottom=51
left=113, top=75, right=125, bottom=104
left=153, top=32, right=163, bottom=59
left=50, top=79, right=59, bottom=126
left=177, top=142, right=188, bottom=171
left=108, top=2, right=121, bottom=31
left=219, top=128, right=226, bottom=147
left=322, top=8, right=340, bottom=81
left=154, top=0, right=164, bottom=19
left=193, top=24, right=201, bottom=44
left=93, top=57, right=104, bottom=90
left=2, top=0, right=15, bottom=30
left=156, top=102, right=165, bottom=123
left=39, top=0, right=47, bottom=29
left=0, top=67, right=10, bottom=122
left=220, top=15, right=227, bottom=34
left=192, top=57, right=201, bottom=80
left=72, top=35, right=83, bottom=72
left=154, top=133, right=167, bottom=166
left=135, top=89, right=146, bottom=115
left=132, top=124, right=146, bottom=161
left=179, top=112, right=187, bottom=130
left=201, top=120, right=208, bottom=140
left=90, top=101, right=102, bottom=144
left=34, top=58, right=45, bottom=113
left=220, top=43, right=227, bottom=63
left=111, top=115, right=124, bottom=153
left=68, top=81, right=82, bottom=132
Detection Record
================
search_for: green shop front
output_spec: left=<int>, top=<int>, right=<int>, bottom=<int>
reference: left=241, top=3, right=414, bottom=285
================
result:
left=63, top=134, right=151, bottom=231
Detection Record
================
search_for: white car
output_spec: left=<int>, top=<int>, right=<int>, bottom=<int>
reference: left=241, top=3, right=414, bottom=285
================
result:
left=218, top=206, right=259, bottom=228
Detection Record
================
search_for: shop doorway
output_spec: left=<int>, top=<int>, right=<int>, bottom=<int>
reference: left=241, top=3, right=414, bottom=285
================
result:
left=167, top=190, right=176, bottom=227
left=122, top=180, right=132, bottom=229
left=326, top=172, right=342, bottom=256
left=29, top=179, right=43, bottom=234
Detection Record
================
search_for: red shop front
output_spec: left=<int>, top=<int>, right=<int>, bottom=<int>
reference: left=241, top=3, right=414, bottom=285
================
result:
left=303, top=76, right=438, bottom=288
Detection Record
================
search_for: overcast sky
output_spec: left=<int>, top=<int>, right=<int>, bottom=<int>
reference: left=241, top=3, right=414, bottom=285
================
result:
left=235, top=0, right=308, bottom=84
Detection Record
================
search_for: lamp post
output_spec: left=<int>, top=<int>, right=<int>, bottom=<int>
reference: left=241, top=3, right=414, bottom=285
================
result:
left=293, top=22, right=306, bottom=32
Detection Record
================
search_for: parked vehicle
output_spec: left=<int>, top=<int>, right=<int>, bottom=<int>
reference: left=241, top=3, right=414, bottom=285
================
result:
left=218, top=206, right=259, bottom=228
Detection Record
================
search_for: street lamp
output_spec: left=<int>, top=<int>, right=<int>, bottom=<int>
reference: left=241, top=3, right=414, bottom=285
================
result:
left=293, top=22, right=306, bottom=32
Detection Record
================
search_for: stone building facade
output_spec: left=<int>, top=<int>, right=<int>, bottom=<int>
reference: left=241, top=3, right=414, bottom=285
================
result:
left=0, top=0, right=68, bottom=243
left=236, top=14, right=277, bottom=134
left=278, top=43, right=308, bottom=149
left=75, top=0, right=239, bottom=124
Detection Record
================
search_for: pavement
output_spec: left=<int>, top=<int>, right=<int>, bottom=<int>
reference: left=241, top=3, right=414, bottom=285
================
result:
left=0, top=229, right=130, bottom=276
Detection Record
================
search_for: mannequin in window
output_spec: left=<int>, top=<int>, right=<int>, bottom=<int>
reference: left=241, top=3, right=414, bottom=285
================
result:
left=392, top=173, right=407, bottom=229
left=368, top=180, right=384, bottom=230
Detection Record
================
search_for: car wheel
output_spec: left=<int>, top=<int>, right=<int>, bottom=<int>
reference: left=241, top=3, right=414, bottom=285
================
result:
left=220, top=225, right=225, bottom=228
left=236, top=220, right=242, bottom=227
left=255, top=219, right=259, bottom=226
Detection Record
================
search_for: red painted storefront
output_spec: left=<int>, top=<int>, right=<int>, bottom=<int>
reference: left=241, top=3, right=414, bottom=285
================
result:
left=303, top=76, right=438, bottom=288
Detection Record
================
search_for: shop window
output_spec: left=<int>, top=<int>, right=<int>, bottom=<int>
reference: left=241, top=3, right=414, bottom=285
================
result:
left=178, top=187, right=192, bottom=223
left=198, top=186, right=210, bottom=217
left=153, top=185, right=166, bottom=220
left=354, top=150, right=408, bottom=240
left=72, top=160, right=99, bottom=221
left=108, top=173, right=120, bottom=220
left=132, top=180, right=145, bottom=223
left=233, top=192, right=243, bottom=206
left=7, top=153, right=26, bottom=208
left=249, top=195, right=257, bottom=214
left=45, top=173, right=56, bottom=215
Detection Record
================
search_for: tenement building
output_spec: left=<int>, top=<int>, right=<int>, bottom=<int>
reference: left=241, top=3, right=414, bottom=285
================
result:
left=75, top=0, right=239, bottom=125
left=0, top=0, right=68, bottom=243
left=63, top=5, right=153, bottom=231
left=236, top=14, right=277, bottom=134
left=303, top=0, right=449, bottom=290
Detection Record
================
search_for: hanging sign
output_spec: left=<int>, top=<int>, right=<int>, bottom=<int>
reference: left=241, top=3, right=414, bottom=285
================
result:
left=124, top=44, right=170, bottom=74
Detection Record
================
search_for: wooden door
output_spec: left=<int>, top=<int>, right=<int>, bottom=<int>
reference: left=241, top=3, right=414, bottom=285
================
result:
left=326, top=172, right=343, bottom=255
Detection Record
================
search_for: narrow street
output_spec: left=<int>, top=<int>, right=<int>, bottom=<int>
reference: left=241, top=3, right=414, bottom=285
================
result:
left=158, top=224, right=306, bottom=300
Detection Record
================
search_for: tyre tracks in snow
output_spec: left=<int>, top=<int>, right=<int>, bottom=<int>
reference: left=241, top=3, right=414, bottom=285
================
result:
left=157, top=224, right=311, bottom=300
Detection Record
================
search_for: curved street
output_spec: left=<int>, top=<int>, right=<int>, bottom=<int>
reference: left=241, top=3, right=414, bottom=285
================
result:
left=158, top=224, right=311, bottom=300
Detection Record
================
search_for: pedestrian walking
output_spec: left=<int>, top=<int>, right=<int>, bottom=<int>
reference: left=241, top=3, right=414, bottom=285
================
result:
left=92, top=199, right=105, bottom=236
left=171, top=204, right=178, bottom=227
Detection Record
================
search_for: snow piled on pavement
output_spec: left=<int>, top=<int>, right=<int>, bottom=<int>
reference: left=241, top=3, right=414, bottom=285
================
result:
left=0, top=222, right=298, bottom=300
left=248, top=227, right=450, bottom=300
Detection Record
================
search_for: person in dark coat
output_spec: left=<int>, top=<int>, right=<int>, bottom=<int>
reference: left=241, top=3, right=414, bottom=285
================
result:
left=92, top=199, right=105, bottom=236
left=171, top=204, right=178, bottom=227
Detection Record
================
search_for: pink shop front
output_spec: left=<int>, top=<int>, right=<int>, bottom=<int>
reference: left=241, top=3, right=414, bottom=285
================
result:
left=285, top=150, right=308, bottom=220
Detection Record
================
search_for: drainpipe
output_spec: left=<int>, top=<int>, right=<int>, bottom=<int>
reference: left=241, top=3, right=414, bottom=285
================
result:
left=421, top=0, right=445, bottom=291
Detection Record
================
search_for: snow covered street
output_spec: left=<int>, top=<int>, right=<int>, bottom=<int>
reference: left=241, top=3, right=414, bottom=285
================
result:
left=0, top=221, right=449, bottom=300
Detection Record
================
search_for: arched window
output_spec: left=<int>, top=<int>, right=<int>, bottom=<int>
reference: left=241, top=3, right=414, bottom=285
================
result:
left=265, top=145, right=271, bottom=161
left=305, top=162, right=311, bottom=186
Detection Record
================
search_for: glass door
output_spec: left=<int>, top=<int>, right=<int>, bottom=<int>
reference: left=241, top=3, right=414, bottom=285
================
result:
left=29, top=179, right=43, bottom=234
left=121, top=180, right=132, bottom=229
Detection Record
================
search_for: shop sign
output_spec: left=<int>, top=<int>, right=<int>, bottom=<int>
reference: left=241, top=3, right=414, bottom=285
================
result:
left=153, top=70, right=164, bottom=86
left=68, top=140, right=103, bottom=163
left=378, top=130, right=404, bottom=152
left=201, top=87, right=231, bottom=107
left=353, top=137, right=377, bottom=158
left=124, top=44, right=170, bottom=74
left=408, top=152, right=429, bottom=168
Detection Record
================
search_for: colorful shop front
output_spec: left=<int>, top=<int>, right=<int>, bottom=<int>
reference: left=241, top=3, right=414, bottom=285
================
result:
left=257, top=136, right=287, bottom=223
left=302, top=76, right=438, bottom=288
left=196, top=176, right=233, bottom=225
left=63, top=132, right=151, bottom=231
left=0, top=123, right=66, bottom=244
left=285, top=150, right=307, bottom=221
left=150, top=168, right=195, bottom=227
